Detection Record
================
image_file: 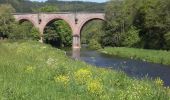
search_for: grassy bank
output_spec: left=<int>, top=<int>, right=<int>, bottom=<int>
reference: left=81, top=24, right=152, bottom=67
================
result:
left=99, top=47, right=170, bottom=65
left=0, top=41, right=169, bottom=100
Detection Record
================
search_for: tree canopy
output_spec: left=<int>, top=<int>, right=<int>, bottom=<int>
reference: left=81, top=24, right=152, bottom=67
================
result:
left=103, top=0, right=170, bottom=50
left=0, top=0, right=105, bottom=13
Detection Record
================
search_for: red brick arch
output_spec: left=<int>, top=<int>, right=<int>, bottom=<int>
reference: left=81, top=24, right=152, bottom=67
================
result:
left=17, top=17, right=37, bottom=28
left=42, top=17, right=74, bottom=34
left=78, top=18, right=105, bottom=35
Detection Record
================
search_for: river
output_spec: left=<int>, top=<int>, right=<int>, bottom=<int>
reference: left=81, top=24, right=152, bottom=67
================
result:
left=65, top=48, right=170, bottom=86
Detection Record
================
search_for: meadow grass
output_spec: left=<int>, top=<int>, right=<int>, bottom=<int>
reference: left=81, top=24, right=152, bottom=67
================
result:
left=0, top=41, right=170, bottom=100
left=99, top=47, right=170, bottom=65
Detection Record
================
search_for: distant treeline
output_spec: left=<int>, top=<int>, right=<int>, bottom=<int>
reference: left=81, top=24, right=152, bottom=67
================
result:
left=0, top=0, right=105, bottom=13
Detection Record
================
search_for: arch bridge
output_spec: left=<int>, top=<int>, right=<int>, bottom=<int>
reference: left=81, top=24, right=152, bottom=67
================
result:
left=13, top=12, right=105, bottom=49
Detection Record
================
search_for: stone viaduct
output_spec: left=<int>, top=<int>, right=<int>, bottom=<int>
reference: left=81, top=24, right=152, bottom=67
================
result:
left=13, top=12, right=105, bottom=49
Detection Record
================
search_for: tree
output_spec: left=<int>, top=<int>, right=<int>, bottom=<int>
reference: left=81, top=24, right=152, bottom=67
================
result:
left=44, top=20, right=72, bottom=47
left=9, top=21, right=40, bottom=40
left=33, top=5, right=59, bottom=12
left=81, top=20, right=104, bottom=44
left=132, top=0, right=170, bottom=49
left=121, top=26, right=140, bottom=47
left=0, top=4, right=15, bottom=39
left=103, top=0, right=126, bottom=46
left=104, top=0, right=170, bottom=50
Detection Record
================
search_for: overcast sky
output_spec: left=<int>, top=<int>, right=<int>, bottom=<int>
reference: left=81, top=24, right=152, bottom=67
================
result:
left=30, top=0, right=108, bottom=3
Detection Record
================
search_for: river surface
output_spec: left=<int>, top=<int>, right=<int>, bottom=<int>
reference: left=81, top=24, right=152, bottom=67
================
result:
left=65, top=48, right=170, bottom=86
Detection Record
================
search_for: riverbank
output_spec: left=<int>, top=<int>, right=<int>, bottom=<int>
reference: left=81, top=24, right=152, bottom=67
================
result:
left=0, top=41, right=169, bottom=99
left=99, top=47, right=170, bottom=65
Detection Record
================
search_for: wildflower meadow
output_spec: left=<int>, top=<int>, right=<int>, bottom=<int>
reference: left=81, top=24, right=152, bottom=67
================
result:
left=0, top=41, right=169, bottom=100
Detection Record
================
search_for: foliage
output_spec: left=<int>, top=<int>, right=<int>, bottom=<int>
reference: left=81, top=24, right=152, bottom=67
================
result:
left=99, top=47, right=170, bottom=65
left=81, top=20, right=104, bottom=49
left=81, top=20, right=104, bottom=44
left=0, top=41, right=169, bottom=99
left=0, top=4, right=15, bottom=39
left=104, top=0, right=170, bottom=50
left=0, top=0, right=105, bottom=13
left=33, top=5, right=59, bottom=12
left=44, top=20, right=72, bottom=47
left=88, top=39, right=102, bottom=50
left=103, top=0, right=126, bottom=46
left=164, top=32, right=170, bottom=50
left=9, top=21, right=40, bottom=40
left=0, top=4, right=40, bottom=40
left=121, top=26, right=140, bottom=47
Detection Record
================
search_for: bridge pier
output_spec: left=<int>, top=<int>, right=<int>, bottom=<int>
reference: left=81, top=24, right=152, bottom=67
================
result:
left=39, top=37, right=43, bottom=43
left=73, top=34, right=81, bottom=49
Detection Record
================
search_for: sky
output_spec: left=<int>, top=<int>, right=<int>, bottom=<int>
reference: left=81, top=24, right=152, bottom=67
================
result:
left=30, top=0, right=108, bottom=3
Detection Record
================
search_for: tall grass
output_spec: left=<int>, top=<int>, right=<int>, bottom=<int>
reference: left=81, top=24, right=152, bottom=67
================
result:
left=0, top=41, right=169, bottom=100
left=99, top=47, right=170, bottom=65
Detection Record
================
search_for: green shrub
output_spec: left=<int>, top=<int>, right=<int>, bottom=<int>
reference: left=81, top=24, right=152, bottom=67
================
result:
left=89, top=39, right=102, bottom=50
left=121, top=26, right=140, bottom=47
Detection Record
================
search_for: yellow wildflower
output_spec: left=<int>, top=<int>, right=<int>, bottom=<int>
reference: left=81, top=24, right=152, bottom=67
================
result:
left=25, top=66, right=34, bottom=73
left=87, top=80, right=103, bottom=95
left=154, top=77, right=164, bottom=86
left=74, top=68, right=92, bottom=85
left=54, top=75, right=70, bottom=86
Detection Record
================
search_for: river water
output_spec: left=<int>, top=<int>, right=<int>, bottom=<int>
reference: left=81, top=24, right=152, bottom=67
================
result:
left=65, top=48, right=170, bottom=86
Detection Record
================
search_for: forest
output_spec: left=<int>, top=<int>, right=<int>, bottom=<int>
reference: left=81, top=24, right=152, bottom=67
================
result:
left=0, top=0, right=105, bottom=12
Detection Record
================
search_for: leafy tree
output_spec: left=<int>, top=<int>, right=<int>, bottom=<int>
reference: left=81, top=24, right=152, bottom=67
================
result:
left=0, top=0, right=105, bottom=13
left=81, top=20, right=104, bottom=45
left=33, top=5, right=59, bottom=12
left=89, top=39, right=102, bottom=50
left=103, top=0, right=125, bottom=46
left=121, top=26, right=140, bottom=47
left=9, top=21, right=40, bottom=40
left=104, top=0, right=170, bottom=50
left=44, top=20, right=72, bottom=47
left=134, top=0, right=170, bottom=49
left=0, top=4, right=15, bottom=39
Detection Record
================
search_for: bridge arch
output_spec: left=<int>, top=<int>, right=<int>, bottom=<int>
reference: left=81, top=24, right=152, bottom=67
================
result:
left=17, top=18, right=37, bottom=28
left=72, top=17, right=105, bottom=49
left=43, top=18, right=73, bottom=47
left=78, top=17, right=105, bottom=35
left=42, top=17, right=74, bottom=34
left=79, top=18, right=105, bottom=35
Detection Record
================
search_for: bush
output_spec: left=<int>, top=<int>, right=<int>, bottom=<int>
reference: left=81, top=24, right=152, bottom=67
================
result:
left=89, top=39, right=102, bottom=50
left=9, top=22, right=40, bottom=40
left=121, top=26, right=140, bottom=47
